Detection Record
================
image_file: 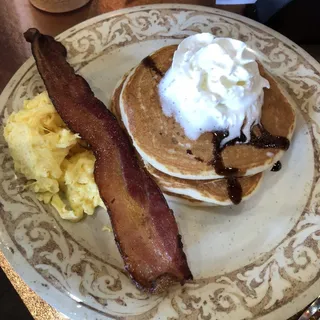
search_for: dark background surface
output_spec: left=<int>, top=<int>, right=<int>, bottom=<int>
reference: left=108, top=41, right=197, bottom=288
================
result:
left=0, top=269, right=33, bottom=319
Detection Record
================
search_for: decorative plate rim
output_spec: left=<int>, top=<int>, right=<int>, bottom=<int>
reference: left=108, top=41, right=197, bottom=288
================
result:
left=0, top=4, right=319, bottom=320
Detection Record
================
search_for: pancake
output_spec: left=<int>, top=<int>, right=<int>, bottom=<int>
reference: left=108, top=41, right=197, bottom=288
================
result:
left=164, top=192, right=209, bottom=207
left=120, top=45, right=296, bottom=180
left=110, top=73, right=264, bottom=206
left=147, top=163, right=263, bottom=205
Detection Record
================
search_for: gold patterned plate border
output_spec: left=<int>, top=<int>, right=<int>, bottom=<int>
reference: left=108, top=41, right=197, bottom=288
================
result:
left=0, top=4, right=320, bottom=320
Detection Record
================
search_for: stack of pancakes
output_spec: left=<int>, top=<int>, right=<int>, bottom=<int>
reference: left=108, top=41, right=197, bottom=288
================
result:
left=110, top=45, right=296, bottom=206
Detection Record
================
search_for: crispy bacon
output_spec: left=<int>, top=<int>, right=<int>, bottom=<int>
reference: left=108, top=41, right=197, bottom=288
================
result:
left=24, top=28, right=192, bottom=293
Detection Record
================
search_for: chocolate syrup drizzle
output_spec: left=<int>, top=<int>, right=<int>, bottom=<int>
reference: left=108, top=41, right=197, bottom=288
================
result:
left=210, top=125, right=290, bottom=205
left=271, top=161, right=282, bottom=172
left=226, top=177, right=243, bottom=205
left=142, top=57, right=164, bottom=77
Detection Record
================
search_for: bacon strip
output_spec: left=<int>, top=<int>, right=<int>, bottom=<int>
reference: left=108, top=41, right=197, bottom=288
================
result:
left=24, top=28, right=192, bottom=293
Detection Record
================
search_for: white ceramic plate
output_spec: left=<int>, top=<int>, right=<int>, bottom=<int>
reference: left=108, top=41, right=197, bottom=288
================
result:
left=0, top=4, right=319, bottom=320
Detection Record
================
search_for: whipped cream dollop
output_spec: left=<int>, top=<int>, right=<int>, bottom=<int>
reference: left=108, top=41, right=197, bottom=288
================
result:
left=158, top=33, right=270, bottom=144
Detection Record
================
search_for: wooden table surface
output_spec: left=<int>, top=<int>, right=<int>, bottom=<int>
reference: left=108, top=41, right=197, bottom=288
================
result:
left=0, top=1, right=311, bottom=319
left=0, top=0, right=244, bottom=93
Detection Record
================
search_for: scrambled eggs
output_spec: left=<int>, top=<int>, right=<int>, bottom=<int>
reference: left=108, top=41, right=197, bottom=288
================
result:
left=4, top=92, right=105, bottom=221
